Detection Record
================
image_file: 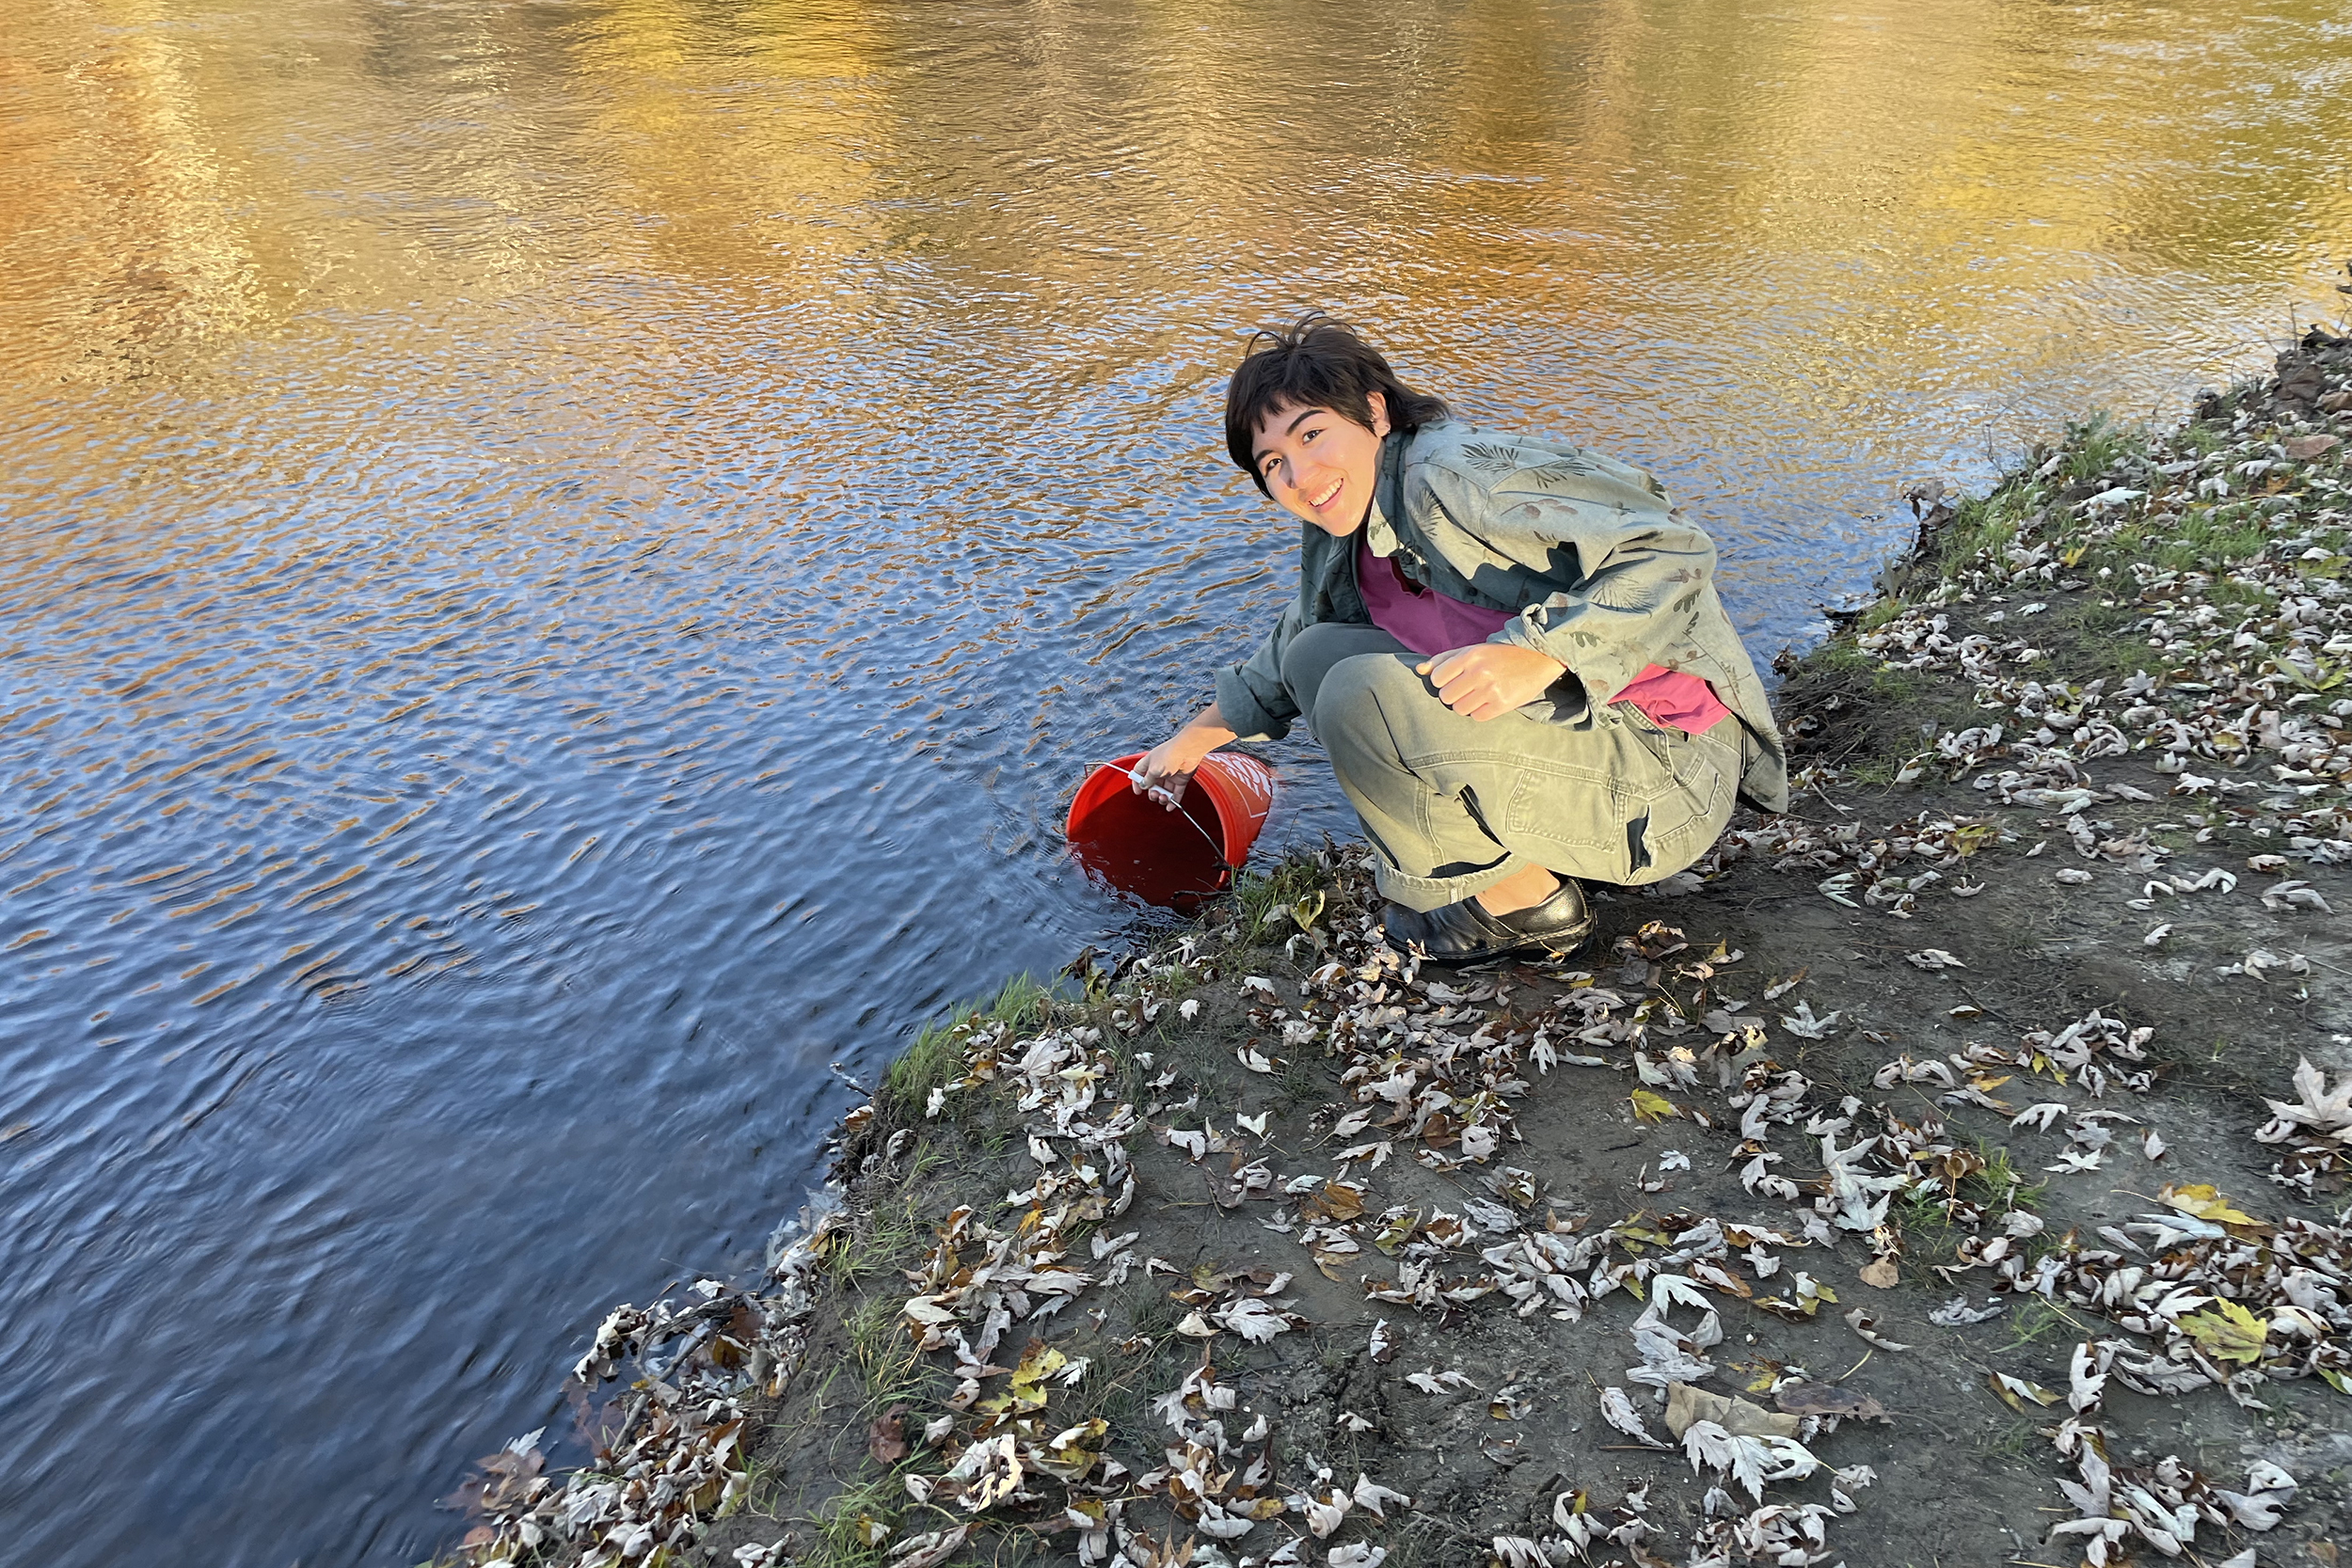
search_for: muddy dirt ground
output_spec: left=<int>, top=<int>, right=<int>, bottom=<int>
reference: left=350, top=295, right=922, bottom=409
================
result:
left=697, top=791, right=2348, bottom=1568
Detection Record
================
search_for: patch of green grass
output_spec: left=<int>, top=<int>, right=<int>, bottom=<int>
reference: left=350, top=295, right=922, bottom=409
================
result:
left=882, top=974, right=1055, bottom=1122
left=2000, top=1293, right=2088, bottom=1350
left=1975, top=1414, right=2044, bottom=1460
left=1279, top=1052, right=1325, bottom=1101
left=1073, top=1326, right=1177, bottom=1432
left=2205, top=575, right=2279, bottom=610
left=1838, top=754, right=1912, bottom=787
left=2084, top=497, right=2280, bottom=578
left=1965, top=1141, right=2045, bottom=1212
left=735, top=1441, right=791, bottom=1517
left=2168, top=507, right=2273, bottom=574
left=2055, top=412, right=2148, bottom=487
left=1895, top=1142, right=2044, bottom=1264
left=1126, top=1286, right=1182, bottom=1340
left=1854, top=594, right=1908, bottom=632
left=1230, top=850, right=1332, bottom=944
left=1930, top=493, right=2022, bottom=579
left=1788, top=639, right=1925, bottom=701
left=2176, top=420, right=2227, bottom=458
left=2026, top=599, right=2156, bottom=684
left=844, top=1292, right=931, bottom=1412
left=808, top=1469, right=912, bottom=1568
left=826, top=1174, right=933, bottom=1288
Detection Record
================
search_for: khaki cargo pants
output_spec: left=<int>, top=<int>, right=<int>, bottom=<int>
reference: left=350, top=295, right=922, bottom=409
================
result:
left=1280, top=623, right=1742, bottom=912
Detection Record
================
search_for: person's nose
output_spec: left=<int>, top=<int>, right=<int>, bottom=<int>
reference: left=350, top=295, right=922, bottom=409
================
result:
left=1287, top=454, right=1331, bottom=501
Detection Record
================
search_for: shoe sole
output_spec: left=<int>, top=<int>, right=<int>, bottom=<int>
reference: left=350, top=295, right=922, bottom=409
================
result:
left=1402, top=922, right=1594, bottom=968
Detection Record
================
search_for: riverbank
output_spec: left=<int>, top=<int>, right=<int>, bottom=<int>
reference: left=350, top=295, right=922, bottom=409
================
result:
left=446, top=325, right=2352, bottom=1568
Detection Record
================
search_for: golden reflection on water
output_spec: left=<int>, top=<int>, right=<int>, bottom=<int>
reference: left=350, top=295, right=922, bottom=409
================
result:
left=4, top=0, right=2343, bottom=388
left=0, top=3, right=2347, bottom=1566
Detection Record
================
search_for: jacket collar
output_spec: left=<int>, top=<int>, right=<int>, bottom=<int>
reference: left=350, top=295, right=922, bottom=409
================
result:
left=1361, top=428, right=1408, bottom=557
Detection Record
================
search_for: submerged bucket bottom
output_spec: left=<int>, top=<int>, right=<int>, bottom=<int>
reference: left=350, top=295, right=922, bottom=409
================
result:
left=1066, top=784, right=1230, bottom=909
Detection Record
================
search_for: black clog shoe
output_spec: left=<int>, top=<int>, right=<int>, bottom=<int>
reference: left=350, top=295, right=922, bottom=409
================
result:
left=1381, top=876, right=1594, bottom=966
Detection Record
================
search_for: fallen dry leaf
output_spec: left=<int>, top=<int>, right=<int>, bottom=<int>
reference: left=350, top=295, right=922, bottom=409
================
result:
left=866, top=1407, right=909, bottom=1465
left=1664, top=1381, right=1801, bottom=1439
left=1779, top=1001, right=1841, bottom=1038
left=1986, top=1372, right=2060, bottom=1412
left=1842, top=1308, right=1912, bottom=1352
left=1629, top=1088, right=1679, bottom=1123
left=1773, top=1381, right=1890, bottom=1424
left=2179, top=1299, right=2267, bottom=1364
left=888, top=1527, right=970, bottom=1568
left=2158, top=1181, right=2262, bottom=1227
left=1597, top=1385, right=1667, bottom=1448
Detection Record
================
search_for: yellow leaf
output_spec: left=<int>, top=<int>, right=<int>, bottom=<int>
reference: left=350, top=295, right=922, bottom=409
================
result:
left=2179, top=1299, right=2267, bottom=1364
left=2159, top=1183, right=2262, bottom=1227
left=1951, top=823, right=2000, bottom=857
left=1987, top=1372, right=2060, bottom=1412
left=1629, top=1089, right=1678, bottom=1124
left=979, top=1342, right=1066, bottom=1414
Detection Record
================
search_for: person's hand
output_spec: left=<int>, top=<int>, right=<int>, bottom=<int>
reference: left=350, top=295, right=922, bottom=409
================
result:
left=1134, top=709, right=1232, bottom=810
left=1417, top=643, right=1566, bottom=722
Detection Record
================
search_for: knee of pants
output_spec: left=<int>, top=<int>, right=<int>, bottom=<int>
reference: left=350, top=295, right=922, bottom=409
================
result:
left=1282, top=623, right=1383, bottom=716
left=1289, top=625, right=1364, bottom=709
left=1311, top=652, right=1421, bottom=762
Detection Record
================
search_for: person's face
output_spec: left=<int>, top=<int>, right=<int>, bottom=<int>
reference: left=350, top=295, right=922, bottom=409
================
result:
left=1249, top=392, right=1391, bottom=537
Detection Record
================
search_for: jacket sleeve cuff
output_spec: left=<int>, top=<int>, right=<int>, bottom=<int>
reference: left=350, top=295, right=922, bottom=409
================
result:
left=1493, top=618, right=1597, bottom=724
left=1214, top=664, right=1293, bottom=744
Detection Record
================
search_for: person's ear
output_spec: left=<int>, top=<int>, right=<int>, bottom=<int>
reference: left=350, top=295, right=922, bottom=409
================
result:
left=1368, top=390, right=1391, bottom=437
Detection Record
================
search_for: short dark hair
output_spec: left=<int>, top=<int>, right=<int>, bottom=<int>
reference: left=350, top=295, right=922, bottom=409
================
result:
left=1223, top=315, right=1450, bottom=493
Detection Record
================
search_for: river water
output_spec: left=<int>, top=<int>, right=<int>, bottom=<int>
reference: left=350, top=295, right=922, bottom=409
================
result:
left=1, top=0, right=2346, bottom=1561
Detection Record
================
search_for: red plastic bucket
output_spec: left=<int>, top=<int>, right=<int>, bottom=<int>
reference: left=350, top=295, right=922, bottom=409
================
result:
left=1064, top=752, right=1278, bottom=908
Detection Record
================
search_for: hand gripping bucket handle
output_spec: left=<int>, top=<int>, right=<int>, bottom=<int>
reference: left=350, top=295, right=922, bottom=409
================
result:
left=1063, top=752, right=1278, bottom=903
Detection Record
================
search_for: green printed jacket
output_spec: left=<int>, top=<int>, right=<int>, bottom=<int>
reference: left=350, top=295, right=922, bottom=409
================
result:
left=1213, top=419, right=1789, bottom=813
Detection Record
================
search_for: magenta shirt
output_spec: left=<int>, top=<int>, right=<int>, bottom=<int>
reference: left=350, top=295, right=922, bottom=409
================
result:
left=1355, top=535, right=1730, bottom=735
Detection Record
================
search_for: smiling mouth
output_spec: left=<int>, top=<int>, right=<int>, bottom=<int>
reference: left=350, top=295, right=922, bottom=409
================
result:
left=1308, top=478, right=1343, bottom=510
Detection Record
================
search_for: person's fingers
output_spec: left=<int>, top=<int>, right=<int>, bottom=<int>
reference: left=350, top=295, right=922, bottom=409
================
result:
left=1439, top=666, right=1488, bottom=709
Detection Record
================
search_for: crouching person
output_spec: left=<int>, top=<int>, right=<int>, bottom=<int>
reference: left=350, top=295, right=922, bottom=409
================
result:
left=1132, top=314, right=1787, bottom=964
